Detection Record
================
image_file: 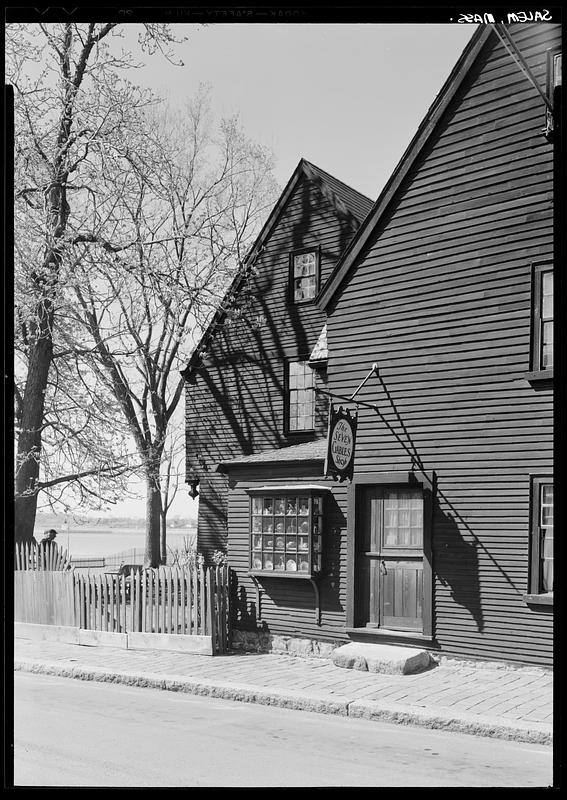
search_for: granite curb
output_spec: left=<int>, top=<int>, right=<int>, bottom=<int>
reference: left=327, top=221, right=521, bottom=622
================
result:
left=14, top=657, right=552, bottom=746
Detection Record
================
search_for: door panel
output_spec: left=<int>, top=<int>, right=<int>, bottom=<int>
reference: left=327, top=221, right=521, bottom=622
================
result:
left=381, top=560, right=423, bottom=630
left=358, top=485, right=424, bottom=632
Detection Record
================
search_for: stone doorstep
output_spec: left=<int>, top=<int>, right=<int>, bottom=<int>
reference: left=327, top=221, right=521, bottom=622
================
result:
left=332, top=642, right=432, bottom=675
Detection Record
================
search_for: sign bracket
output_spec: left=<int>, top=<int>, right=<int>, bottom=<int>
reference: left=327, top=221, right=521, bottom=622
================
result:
left=348, top=362, right=379, bottom=401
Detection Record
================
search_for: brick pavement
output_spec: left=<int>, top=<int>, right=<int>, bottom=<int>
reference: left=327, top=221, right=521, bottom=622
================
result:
left=13, top=637, right=552, bottom=744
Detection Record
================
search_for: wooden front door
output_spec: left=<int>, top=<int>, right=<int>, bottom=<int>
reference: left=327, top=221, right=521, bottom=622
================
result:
left=358, top=486, right=424, bottom=631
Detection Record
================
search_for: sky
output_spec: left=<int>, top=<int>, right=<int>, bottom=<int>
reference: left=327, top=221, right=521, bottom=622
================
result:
left=114, top=22, right=478, bottom=200
left=72, top=21, right=479, bottom=520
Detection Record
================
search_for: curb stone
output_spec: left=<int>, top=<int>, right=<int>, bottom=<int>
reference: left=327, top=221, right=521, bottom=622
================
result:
left=347, top=700, right=552, bottom=745
left=14, top=660, right=350, bottom=716
left=14, top=658, right=552, bottom=745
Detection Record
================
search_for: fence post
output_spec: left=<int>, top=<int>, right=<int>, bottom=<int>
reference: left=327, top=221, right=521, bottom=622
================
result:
left=173, top=568, right=179, bottom=635
left=121, top=574, right=126, bottom=633
left=149, top=569, right=155, bottom=634
left=140, top=569, right=144, bottom=633
left=116, top=575, right=121, bottom=633
left=215, top=566, right=222, bottom=653
left=180, top=568, right=186, bottom=635
left=206, top=567, right=217, bottom=653
left=136, top=569, right=142, bottom=632
left=102, top=574, right=108, bottom=632
left=74, top=573, right=80, bottom=627
left=189, top=566, right=195, bottom=635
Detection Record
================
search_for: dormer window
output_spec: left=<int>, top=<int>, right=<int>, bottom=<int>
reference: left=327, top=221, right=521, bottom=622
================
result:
left=290, top=247, right=320, bottom=303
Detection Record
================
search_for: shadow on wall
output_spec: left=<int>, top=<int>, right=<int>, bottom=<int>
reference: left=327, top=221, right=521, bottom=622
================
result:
left=234, top=584, right=265, bottom=632
left=186, top=173, right=361, bottom=468
left=346, top=371, right=487, bottom=634
left=197, top=474, right=229, bottom=563
left=434, top=505, right=484, bottom=633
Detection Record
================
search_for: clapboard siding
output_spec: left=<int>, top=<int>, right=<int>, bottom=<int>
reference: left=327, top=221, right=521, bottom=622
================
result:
left=227, top=469, right=349, bottom=642
left=186, top=171, right=367, bottom=562
left=324, top=24, right=556, bottom=666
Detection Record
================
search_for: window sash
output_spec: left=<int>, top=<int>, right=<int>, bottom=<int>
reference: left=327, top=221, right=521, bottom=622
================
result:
left=287, top=361, right=315, bottom=431
left=382, top=491, right=424, bottom=549
left=290, top=249, right=319, bottom=303
left=250, top=493, right=322, bottom=574
left=532, top=265, right=553, bottom=371
left=531, top=477, right=553, bottom=595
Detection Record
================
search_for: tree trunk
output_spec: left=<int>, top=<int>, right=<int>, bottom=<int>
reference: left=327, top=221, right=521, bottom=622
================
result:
left=15, top=171, right=68, bottom=543
left=160, top=511, right=167, bottom=565
left=144, top=470, right=162, bottom=568
left=15, top=306, right=54, bottom=543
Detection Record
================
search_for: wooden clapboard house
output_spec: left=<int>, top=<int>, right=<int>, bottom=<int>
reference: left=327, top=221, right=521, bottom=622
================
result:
left=183, top=159, right=373, bottom=563
left=184, top=22, right=558, bottom=667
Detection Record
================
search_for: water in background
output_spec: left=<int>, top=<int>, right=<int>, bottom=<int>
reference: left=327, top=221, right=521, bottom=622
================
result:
left=33, top=528, right=196, bottom=560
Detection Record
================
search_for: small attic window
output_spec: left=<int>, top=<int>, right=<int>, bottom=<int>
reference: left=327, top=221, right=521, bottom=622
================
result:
left=290, top=247, right=320, bottom=303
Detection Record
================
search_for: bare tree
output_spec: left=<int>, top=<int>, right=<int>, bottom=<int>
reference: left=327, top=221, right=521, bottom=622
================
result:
left=65, top=94, right=279, bottom=566
left=159, top=421, right=187, bottom=563
left=9, top=22, right=185, bottom=542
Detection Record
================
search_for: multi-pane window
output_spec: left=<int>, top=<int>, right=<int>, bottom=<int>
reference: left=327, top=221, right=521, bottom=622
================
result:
left=291, top=249, right=319, bottom=303
left=540, top=271, right=553, bottom=369
left=287, top=361, right=315, bottom=431
left=530, top=478, right=553, bottom=596
left=383, top=491, right=424, bottom=548
left=249, top=492, right=323, bottom=576
left=532, top=264, right=553, bottom=372
left=540, top=484, right=554, bottom=592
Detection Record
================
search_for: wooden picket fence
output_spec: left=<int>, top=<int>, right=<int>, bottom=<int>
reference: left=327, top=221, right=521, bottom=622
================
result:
left=15, top=570, right=76, bottom=626
left=75, top=564, right=229, bottom=653
left=15, top=541, right=73, bottom=572
left=14, top=542, right=230, bottom=654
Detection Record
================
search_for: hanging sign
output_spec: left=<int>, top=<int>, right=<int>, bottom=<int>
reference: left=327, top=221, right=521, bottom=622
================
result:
left=325, top=405, right=358, bottom=482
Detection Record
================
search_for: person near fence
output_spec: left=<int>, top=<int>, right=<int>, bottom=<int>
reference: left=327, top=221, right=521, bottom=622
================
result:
left=38, top=529, right=64, bottom=568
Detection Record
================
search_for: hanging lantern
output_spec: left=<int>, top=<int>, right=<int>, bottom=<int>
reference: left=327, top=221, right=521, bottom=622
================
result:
left=188, top=476, right=200, bottom=499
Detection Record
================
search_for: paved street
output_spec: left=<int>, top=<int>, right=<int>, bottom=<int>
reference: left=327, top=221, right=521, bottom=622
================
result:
left=13, top=673, right=552, bottom=787
left=14, top=636, right=553, bottom=744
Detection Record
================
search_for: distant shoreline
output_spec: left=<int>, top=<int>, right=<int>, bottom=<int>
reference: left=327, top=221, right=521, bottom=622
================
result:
left=34, top=527, right=196, bottom=534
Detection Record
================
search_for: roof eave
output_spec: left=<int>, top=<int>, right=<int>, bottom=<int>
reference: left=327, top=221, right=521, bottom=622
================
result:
left=215, top=456, right=326, bottom=473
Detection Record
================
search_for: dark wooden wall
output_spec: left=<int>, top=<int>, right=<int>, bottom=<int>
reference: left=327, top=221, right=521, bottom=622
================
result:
left=325, top=24, right=557, bottom=666
left=186, top=172, right=365, bottom=562
left=227, top=467, right=350, bottom=643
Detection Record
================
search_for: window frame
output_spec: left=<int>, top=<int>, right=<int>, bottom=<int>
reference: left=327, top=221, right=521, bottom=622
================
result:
left=525, top=475, right=554, bottom=605
left=529, top=261, right=553, bottom=379
left=544, top=46, right=561, bottom=141
left=248, top=487, right=325, bottom=579
left=288, top=246, right=321, bottom=305
left=284, top=358, right=316, bottom=435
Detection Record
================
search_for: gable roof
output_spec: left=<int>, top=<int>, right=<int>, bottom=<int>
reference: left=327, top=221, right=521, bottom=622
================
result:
left=182, top=159, right=373, bottom=378
left=318, top=25, right=492, bottom=311
left=302, top=160, right=374, bottom=222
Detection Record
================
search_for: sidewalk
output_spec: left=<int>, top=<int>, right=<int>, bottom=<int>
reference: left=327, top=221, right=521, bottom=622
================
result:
left=14, top=637, right=553, bottom=745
